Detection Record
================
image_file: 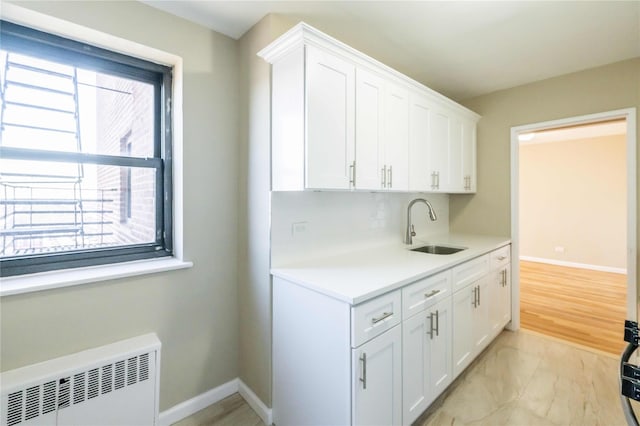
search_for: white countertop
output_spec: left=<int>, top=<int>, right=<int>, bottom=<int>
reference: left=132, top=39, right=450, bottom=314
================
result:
left=271, top=234, right=511, bottom=305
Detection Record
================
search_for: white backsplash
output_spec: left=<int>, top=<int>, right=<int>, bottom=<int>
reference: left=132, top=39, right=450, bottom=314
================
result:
left=271, top=191, right=449, bottom=266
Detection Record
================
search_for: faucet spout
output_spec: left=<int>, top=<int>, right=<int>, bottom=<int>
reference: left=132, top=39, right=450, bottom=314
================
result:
left=405, top=198, right=437, bottom=245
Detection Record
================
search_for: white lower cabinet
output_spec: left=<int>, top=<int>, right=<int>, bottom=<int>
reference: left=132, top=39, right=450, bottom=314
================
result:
left=353, top=326, right=402, bottom=426
left=471, top=276, right=491, bottom=355
left=452, top=282, right=474, bottom=377
left=272, top=244, right=511, bottom=426
left=489, top=263, right=512, bottom=338
left=402, top=296, right=452, bottom=425
left=453, top=277, right=491, bottom=378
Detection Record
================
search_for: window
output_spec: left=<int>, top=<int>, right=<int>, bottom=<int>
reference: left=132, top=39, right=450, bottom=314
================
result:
left=0, top=21, right=173, bottom=277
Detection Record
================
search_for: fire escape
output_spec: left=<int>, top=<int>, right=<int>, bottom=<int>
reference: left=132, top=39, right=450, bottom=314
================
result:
left=0, top=53, right=112, bottom=257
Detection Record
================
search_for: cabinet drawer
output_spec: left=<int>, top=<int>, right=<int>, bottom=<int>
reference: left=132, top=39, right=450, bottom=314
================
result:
left=452, top=254, right=489, bottom=292
left=352, top=290, right=402, bottom=348
left=402, top=270, right=452, bottom=319
left=490, top=245, right=511, bottom=270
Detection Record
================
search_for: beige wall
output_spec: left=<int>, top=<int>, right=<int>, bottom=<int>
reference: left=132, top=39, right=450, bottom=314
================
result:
left=519, top=135, right=626, bottom=268
left=450, top=58, right=639, bottom=247
left=1, top=1, right=240, bottom=411
left=236, top=14, right=297, bottom=407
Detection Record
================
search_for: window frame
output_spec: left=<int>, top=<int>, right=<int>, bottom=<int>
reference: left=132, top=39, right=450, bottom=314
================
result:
left=0, top=20, right=174, bottom=277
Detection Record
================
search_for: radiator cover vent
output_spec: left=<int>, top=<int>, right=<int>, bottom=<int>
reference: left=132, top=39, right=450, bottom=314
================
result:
left=1, top=334, right=160, bottom=426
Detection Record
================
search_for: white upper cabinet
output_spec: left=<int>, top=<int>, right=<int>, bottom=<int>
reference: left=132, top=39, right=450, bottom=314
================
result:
left=408, top=93, right=431, bottom=191
left=427, top=107, right=451, bottom=192
left=259, top=22, right=479, bottom=192
left=448, top=115, right=477, bottom=193
left=355, top=68, right=385, bottom=190
left=382, top=82, right=409, bottom=191
left=306, top=46, right=356, bottom=190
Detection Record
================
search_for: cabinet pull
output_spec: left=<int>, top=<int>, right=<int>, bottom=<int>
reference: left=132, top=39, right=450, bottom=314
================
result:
left=436, top=172, right=440, bottom=189
left=477, top=284, right=481, bottom=306
left=360, top=353, right=367, bottom=389
left=424, top=289, right=441, bottom=299
left=381, top=166, right=387, bottom=188
left=349, top=161, right=356, bottom=188
left=435, top=309, right=440, bottom=337
left=388, top=166, right=392, bottom=188
left=371, top=311, right=393, bottom=324
left=497, top=255, right=507, bottom=261
left=428, top=312, right=434, bottom=339
left=472, top=286, right=477, bottom=308
left=431, top=171, right=437, bottom=189
left=502, top=269, right=507, bottom=287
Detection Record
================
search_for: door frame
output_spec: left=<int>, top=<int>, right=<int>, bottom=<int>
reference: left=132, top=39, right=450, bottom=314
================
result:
left=510, top=108, right=637, bottom=330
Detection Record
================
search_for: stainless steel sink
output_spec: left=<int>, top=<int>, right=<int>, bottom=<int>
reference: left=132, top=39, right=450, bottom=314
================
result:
left=410, top=244, right=467, bottom=255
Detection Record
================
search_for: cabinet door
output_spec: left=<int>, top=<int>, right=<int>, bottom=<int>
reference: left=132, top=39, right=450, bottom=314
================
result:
left=427, top=108, right=450, bottom=192
left=447, top=115, right=476, bottom=193
left=487, top=263, right=511, bottom=341
left=499, top=265, right=512, bottom=329
left=382, top=82, right=409, bottom=191
left=448, top=116, right=464, bottom=191
left=353, top=326, right=402, bottom=426
left=305, top=45, right=355, bottom=189
left=429, top=297, right=453, bottom=400
left=472, top=277, right=490, bottom=355
left=402, top=297, right=452, bottom=426
left=461, top=120, right=476, bottom=192
left=355, top=68, right=384, bottom=190
left=402, top=311, right=429, bottom=425
left=408, top=93, right=432, bottom=191
left=452, top=286, right=473, bottom=378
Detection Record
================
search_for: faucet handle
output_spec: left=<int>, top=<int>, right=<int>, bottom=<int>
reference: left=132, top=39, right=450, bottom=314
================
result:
left=410, top=224, right=416, bottom=237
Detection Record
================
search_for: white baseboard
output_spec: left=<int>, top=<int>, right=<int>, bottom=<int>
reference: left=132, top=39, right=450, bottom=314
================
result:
left=158, top=378, right=239, bottom=426
left=519, top=256, right=627, bottom=274
left=158, top=378, right=272, bottom=426
left=239, top=379, right=273, bottom=426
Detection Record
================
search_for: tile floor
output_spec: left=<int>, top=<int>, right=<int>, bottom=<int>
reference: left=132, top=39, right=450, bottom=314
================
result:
left=417, top=330, right=629, bottom=426
left=176, top=330, right=633, bottom=425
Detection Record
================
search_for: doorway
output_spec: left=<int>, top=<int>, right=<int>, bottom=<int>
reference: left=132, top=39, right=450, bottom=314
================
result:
left=510, top=109, right=637, bottom=354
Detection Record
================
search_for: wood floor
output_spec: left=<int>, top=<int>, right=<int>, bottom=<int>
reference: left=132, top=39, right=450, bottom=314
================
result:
left=519, top=260, right=627, bottom=354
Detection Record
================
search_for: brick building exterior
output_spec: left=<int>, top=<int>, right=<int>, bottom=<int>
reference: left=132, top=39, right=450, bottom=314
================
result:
left=95, top=73, right=156, bottom=247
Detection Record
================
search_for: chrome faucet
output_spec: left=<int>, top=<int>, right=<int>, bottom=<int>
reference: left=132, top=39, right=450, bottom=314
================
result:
left=405, top=198, right=437, bottom=245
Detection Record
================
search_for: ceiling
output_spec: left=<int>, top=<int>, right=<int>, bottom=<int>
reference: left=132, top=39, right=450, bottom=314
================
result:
left=142, top=1, right=640, bottom=101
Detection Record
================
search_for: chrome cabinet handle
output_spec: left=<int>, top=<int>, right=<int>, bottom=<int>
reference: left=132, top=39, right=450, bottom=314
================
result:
left=428, top=312, right=434, bottom=339
left=349, top=161, right=356, bottom=188
left=472, top=286, right=477, bottom=308
left=371, top=311, right=393, bottom=324
left=431, top=171, right=437, bottom=189
left=388, top=166, right=392, bottom=188
left=497, top=255, right=507, bottom=261
left=424, top=289, right=441, bottom=299
left=436, top=171, right=440, bottom=189
left=477, top=284, right=481, bottom=306
left=435, top=309, right=440, bottom=337
left=381, top=166, right=387, bottom=188
left=360, top=353, right=367, bottom=389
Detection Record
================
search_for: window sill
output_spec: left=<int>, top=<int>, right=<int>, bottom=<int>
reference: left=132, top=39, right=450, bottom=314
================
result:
left=0, top=257, right=193, bottom=297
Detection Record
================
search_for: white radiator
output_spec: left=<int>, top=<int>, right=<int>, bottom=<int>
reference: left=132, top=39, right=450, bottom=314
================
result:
left=1, top=333, right=161, bottom=426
